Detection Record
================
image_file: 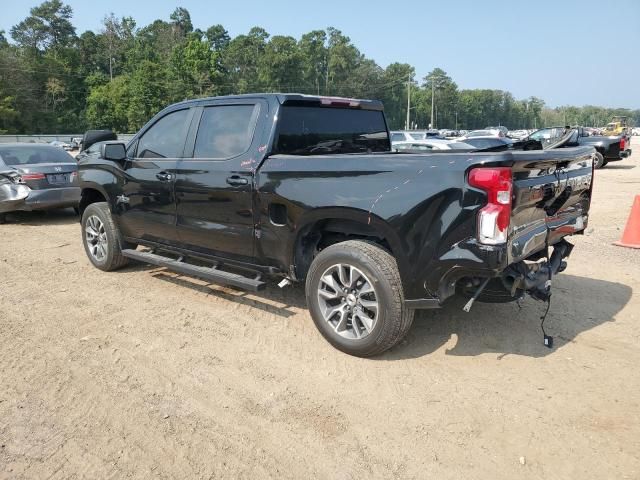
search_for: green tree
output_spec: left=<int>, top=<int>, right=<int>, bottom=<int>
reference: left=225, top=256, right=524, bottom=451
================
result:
left=222, top=27, right=269, bottom=93
left=170, top=7, right=193, bottom=37
left=299, top=30, right=327, bottom=94
left=378, top=63, right=414, bottom=129
left=10, top=0, right=76, bottom=52
left=86, top=75, right=131, bottom=131
left=127, top=60, right=168, bottom=129
left=325, top=27, right=359, bottom=95
left=423, top=68, right=458, bottom=129
left=259, top=36, right=303, bottom=91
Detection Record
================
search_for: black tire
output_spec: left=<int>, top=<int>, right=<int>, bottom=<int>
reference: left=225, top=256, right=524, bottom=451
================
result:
left=73, top=206, right=80, bottom=216
left=594, top=152, right=605, bottom=169
left=305, top=240, right=414, bottom=357
left=0, top=213, right=6, bottom=224
left=81, top=202, right=130, bottom=271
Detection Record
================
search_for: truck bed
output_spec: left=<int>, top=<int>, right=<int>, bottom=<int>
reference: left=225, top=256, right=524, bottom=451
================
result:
left=257, top=146, right=594, bottom=301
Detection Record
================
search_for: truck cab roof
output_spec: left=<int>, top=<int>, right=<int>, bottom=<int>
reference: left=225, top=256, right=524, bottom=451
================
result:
left=169, top=93, right=384, bottom=111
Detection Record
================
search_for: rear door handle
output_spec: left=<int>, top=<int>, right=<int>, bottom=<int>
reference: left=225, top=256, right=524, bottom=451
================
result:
left=226, top=175, right=249, bottom=186
left=156, top=171, right=173, bottom=182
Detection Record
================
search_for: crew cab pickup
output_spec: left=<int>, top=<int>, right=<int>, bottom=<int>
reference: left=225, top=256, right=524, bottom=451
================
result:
left=78, top=94, right=594, bottom=356
left=528, top=126, right=631, bottom=168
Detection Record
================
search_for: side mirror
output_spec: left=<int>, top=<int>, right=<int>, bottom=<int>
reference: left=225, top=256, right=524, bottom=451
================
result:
left=101, top=142, right=127, bottom=163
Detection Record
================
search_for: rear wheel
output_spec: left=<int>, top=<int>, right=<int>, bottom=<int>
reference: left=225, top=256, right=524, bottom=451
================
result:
left=594, top=152, right=605, bottom=169
left=81, top=202, right=130, bottom=271
left=305, top=240, right=413, bottom=357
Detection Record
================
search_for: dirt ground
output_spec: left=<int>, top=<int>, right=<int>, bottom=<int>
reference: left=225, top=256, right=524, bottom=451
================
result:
left=1, top=150, right=639, bottom=480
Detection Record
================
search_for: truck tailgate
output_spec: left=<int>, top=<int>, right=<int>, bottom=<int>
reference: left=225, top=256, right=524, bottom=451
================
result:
left=508, top=146, right=594, bottom=264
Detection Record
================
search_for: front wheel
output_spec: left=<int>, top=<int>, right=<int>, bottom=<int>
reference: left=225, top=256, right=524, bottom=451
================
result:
left=81, top=202, right=130, bottom=271
left=305, top=240, right=414, bottom=357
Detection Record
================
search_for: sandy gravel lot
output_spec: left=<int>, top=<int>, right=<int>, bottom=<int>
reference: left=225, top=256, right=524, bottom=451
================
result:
left=1, top=150, right=639, bottom=479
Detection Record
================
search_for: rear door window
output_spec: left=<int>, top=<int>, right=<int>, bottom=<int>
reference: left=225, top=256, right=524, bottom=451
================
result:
left=193, top=104, right=260, bottom=159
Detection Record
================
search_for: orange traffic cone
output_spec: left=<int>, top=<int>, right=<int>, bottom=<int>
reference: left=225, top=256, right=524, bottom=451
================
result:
left=613, top=195, right=640, bottom=249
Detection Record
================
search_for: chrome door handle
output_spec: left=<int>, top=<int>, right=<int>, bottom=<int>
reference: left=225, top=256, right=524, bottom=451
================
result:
left=226, top=175, right=248, bottom=186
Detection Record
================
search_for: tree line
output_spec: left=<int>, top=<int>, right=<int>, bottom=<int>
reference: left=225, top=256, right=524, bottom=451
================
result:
left=1, top=1, right=638, bottom=134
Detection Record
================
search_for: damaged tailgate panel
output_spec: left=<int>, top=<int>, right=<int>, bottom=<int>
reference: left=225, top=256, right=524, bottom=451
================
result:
left=508, top=145, right=594, bottom=264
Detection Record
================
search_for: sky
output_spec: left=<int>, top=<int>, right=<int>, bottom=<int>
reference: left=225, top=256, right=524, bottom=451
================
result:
left=1, top=0, right=639, bottom=108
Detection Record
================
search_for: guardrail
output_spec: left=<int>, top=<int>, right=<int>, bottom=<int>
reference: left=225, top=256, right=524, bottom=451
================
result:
left=0, top=134, right=136, bottom=144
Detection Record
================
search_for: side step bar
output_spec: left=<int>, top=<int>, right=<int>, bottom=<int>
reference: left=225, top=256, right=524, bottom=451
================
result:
left=121, top=249, right=266, bottom=292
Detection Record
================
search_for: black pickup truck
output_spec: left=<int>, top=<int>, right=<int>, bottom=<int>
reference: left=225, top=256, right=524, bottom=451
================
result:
left=78, top=94, right=595, bottom=356
left=528, top=126, right=631, bottom=168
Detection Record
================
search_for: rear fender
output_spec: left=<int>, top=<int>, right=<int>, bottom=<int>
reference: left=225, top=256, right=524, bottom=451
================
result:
left=290, top=207, right=409, bottom=281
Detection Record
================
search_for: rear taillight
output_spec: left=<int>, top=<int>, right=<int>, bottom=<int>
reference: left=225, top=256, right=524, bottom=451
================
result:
left=20, top=173, right=45, bottom=181
left=620, top=137, right=626, bottom=151
left=468, top=167, right=513, bottom=245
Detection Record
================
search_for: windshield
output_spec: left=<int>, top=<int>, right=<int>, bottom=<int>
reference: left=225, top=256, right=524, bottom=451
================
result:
left=0, top=146, right=74, bottom=166
left=274, top=106, right=390, bottom=155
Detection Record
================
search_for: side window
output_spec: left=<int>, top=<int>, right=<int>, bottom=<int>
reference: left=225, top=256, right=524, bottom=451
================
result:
left=391, top=133, right=405, bottom=142
left=194, top=104, right=260, bottom=159
left=126, top=139, right=138, bottom=158
left=137, top=109, right=191, bottom=159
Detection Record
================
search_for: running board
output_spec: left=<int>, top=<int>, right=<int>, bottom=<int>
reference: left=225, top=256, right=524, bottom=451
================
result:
left=121, top=249, right=266, bottom=292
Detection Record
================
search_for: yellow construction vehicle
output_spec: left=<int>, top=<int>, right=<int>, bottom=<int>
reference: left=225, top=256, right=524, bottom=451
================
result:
left=602, top=116, right=629, bottom=136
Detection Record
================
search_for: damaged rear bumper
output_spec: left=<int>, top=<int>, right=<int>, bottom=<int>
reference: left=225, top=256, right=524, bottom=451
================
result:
left=405, top=239, right=575, bottom=309
left=0, top=183, right=80, bottom=213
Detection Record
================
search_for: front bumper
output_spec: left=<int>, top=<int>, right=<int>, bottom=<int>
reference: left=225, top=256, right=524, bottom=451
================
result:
left=0, top=185, right=80, bottom=213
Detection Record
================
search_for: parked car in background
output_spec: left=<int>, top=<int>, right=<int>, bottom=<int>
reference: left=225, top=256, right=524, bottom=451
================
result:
left=75, top=141, right=111, bottom=163
left=527, top=126, right=631, bottom=168
left=485, top=126, right=508, bottom=137
left=70, top=137, right=83, bottom=150
left=393, top=140, right=474, bottom=151
left=438, top=129, right=459, bottom=138
left=49, top=140, right=73, bottom=151
left=459, top=129, right=504, bottom=140
left=390, top=130, right=443, bottom=144
left=507, top=129, right=529, bottom=140
left=0, top=144, right=80, bottom=224
left=454, top=137, right=513, bottom=150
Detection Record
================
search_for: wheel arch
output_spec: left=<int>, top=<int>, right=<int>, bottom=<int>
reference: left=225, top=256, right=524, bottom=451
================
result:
left=79, top=184, right=109, bottom=217
left=290, top=207, right=407, bottom=281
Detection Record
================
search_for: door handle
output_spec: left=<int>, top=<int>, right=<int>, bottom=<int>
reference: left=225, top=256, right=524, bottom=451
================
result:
left=226, top=175, right=249, bottom=186
left=156, top=171, right=173, bottom=182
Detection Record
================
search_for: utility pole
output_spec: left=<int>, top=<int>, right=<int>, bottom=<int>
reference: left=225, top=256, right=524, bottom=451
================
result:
left=455, top=111, right=458, bottom=130
left=430, top=81, right=435, bottom=129
left=406, top=74, right=411, bottom=130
